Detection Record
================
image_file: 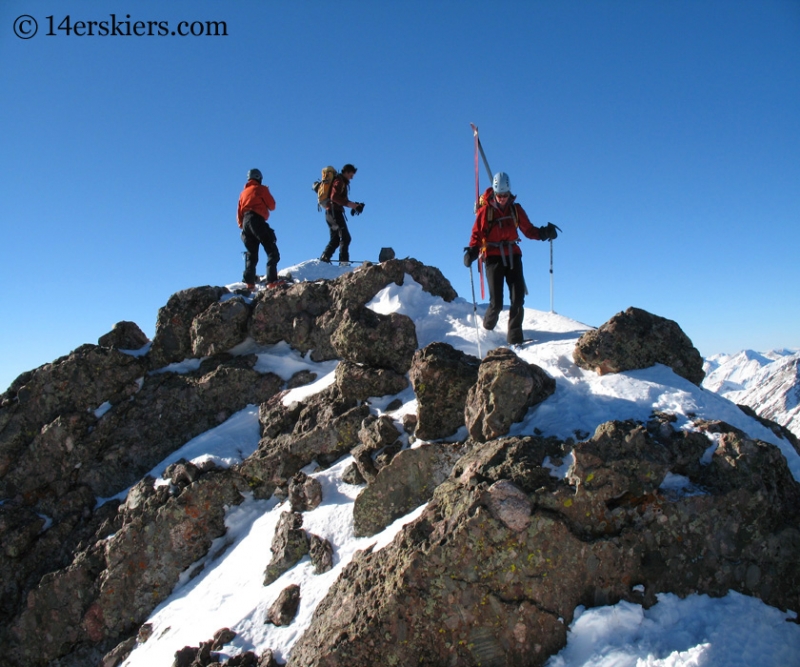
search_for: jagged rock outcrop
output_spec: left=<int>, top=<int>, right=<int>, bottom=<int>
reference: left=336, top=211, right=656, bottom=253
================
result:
left=169, top=628, right=282, bottom=667
left=1, top=354, right=282, bottom=502
left=100, top=635, right=137, bottom=667
left=0, top=344, right=147, bottom=457
left=464, top=347, right=556, bottom=442
left=288, top=417, right=800, bottom=667
left=240, top=350, right=412, bottom=499
left=331, top=306, right=418, bottom=373
left=288, top=471, right=323, bottom=512
left=248, top=258, right=456, bottom=362
left=248, top=280, right=333, bottom=352
left=573, top=306, right=705, bottom=385
left=6, top=258, right=796, bottom=667
left=0, top=259, right=455, bottom=667
left=191, top=296, right=252, bottom=357
left=98, top=320, right=150, bottom=350
left=350, top=414, right=402, bottom=484
left=309, top=534, right=334, bottom=574
left=266, top=584, right=302, bottom=626
left=409, top=342, right=480, bottom=441
left=352, top=442, right=466, bottom=537
left=359, top=414, right=402, bottom=451
left=0, top=488, right=119, bottom=644
left=241, top=387, right=370, bottom=499
left=264, top=512, right=310, bottom=586
left=9, top=467, right=248, bottom=667
left=334, top=360, right=408, bottom=402
left=149, top=286, right=228, bottom=368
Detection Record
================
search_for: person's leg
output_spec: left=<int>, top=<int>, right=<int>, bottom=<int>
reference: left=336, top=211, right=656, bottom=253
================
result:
left=506, top=256, right=526, bottom=344
left=320, top=210, right=339, bottom=261
left=253, top=219, right=280, bottom=283
left=337, top=217, right=352, bottom=262
left=241, top=214, right=261, bottom=285
left=482, top=257, right=505, bottom=331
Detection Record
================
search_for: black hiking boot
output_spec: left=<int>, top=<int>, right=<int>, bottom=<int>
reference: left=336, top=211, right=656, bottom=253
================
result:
left=507, top=329, right=524, bottom=345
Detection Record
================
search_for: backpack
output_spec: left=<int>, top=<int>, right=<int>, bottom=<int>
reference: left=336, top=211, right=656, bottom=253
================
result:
left=312, top=166, right=337, bottom=210
left=477, top=186, right=494, bottom=209
left=477, top=187, right=519, bottom=227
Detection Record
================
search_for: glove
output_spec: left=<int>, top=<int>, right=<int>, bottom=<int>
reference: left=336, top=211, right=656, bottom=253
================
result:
left=350, top=202, right=365, bottom=215
left=463, top=246, right=480, bottom=267
left=539, top=222, right=559, bottom=241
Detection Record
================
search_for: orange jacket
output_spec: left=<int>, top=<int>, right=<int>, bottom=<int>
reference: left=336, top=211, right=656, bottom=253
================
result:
left=237, top=180, right=276, bottom=227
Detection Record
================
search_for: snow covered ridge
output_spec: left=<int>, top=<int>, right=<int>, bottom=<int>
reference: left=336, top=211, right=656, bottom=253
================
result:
left=703, top=348, right=800, bottom=439
left=0, top=259, right=799, bottom=667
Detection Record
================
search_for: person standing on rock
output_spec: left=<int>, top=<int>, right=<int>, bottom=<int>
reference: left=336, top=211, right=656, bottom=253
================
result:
left=237, top=168, right=279, bottom=288
left=464, top=171, right=558, bottom=345
left=319, top=164, right=364, bottom=266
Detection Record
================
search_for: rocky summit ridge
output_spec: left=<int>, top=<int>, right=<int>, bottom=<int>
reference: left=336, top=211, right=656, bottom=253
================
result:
left=0, top=258, right=798, bottom=667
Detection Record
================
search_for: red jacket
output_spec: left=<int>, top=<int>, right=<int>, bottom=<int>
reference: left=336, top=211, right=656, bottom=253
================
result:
left=469, top=195, right=541, bottom=258
left=237, top=180, right=276, bottom=227
left=328, top=174, right=350, bottom=210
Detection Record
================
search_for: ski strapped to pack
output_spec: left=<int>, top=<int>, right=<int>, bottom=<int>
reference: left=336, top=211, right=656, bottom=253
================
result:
left=471, top=123, right=493, bottom=300
left=471, top=123, right=493, bottom=181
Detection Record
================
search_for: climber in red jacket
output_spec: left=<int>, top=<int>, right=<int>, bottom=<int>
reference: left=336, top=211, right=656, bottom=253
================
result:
left=465, top=171, right=558, bottom=344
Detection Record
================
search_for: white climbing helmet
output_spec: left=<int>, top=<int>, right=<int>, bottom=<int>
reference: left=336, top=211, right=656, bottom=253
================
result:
left=492, top=171, right=511, bottom=195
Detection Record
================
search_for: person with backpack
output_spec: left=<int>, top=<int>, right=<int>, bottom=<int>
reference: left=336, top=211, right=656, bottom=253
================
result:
left=237, top=168, right=279, bottom=288
left=318, top=164, right=364, bottom=265
left=464, top=171, right=558, bottom=344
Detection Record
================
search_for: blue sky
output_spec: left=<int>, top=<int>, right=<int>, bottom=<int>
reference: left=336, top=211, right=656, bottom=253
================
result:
left=1, top=0, right=798, bottom=392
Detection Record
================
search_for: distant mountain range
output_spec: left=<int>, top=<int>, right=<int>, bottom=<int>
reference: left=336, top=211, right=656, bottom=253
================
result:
left=704, top=349, right=800, bottom=438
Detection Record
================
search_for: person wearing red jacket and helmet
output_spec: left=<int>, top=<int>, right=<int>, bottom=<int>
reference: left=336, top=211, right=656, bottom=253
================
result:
left=237, top=168, right=278, bottom=288
left=464, top=171, right=558, bottom=345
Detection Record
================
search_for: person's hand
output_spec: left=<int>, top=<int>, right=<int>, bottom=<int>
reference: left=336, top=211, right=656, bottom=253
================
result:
left=539, top=222, right=559, bottom=240
left=463, top=246, right=480, bottom=267
left=350, top=202, right=365, bottom=215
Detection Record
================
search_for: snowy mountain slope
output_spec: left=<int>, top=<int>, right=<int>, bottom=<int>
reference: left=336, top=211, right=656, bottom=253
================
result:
left=703, top=348, right=800, bottom=438
left=703, top=349, right=777, bottom=393
left=113, top=261, right=800, bottom=667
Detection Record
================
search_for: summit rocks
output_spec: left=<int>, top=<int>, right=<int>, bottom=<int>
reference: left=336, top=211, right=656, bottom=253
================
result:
left=0, top=259, right=456, bottom=667
left=288, top=417, right=800, bottom=667
left=2, top=259, right=798, bottom=667
left=465, top=347, right=556, bottom=442
left=573, top=306, right=705, bottom=385
left=248, top=258, right=456, bottom=362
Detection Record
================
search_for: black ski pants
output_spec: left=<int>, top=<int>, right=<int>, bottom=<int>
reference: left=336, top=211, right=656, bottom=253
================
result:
left=321, top=207, right=351, bottom=262
left=482, top=254, right=527, bottom=344
left=241, top=210, right=280, bottom=284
